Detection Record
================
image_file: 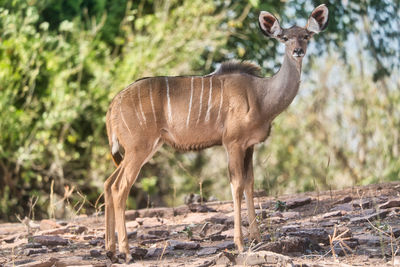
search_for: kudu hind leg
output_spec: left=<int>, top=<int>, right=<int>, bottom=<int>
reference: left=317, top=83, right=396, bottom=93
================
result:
left=243, top=146, right=261, bottom=242
left=104, top=165, right=123, bottom=256
left=111, top=146, right=157, bottom=261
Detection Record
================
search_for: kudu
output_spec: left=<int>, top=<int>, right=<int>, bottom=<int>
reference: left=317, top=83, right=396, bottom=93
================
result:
left=104, top=4, right=329, bottom=262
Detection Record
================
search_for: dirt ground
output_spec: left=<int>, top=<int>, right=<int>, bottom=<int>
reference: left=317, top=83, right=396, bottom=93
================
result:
left=1, top=182, right=400, bottom=267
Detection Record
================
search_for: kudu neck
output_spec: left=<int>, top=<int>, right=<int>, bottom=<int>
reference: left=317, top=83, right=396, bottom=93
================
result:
left=258, top=49, right=303, bottom=119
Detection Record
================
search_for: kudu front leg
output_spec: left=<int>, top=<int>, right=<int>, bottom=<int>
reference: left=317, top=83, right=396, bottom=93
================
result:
left=243, top=146, right=261, bottom=242
left=226, top=144, right=247, bottom=252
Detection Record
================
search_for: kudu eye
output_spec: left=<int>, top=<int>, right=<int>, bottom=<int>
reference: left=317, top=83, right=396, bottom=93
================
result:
left=303, top=35, right=310, bottom=40
left=282, top=36, right=288, bottom=42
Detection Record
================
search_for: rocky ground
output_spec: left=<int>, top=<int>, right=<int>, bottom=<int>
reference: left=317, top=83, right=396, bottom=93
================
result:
left=1, top=182, right=400, bottom=267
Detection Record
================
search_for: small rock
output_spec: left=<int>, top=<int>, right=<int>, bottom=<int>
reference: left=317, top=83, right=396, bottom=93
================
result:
left=32, top=235, right=69, bottom=246
left=286, top=197, right=312, bottom=209
left=125, top=210, right=140, bottom=220
left=140, top=238, right=166, bottom=245
left=353, top=199, right=371, bottom=209
left=89, top=238, right=104, bottom=246
left=281, top=224, right=298, bottom=232
left=83, top=235, right=96, bottom=240
left=197, top=247, right=218, bottom=256
left=364, top=247, right=382, bottom=258
left=354, top=233, right=383, bottom=246
left=268, top=216, right=286, bottom=224
left=334, top=196, right=353, bottom=204
left=214, top=252, right=236, bottom=266
left=206, top=214, right=229, bottom=225
left=145, top=247, right=164, bottom=258
left=7, top=259, right=35, bottom=266
left=321, top=210, right=343, bottom=218
left=188, top=204, right=216, bottom=213
left=138, top=207, right=174, bottom=218
left=24, top=248, right=47, bottom=256
left=90, top=249, right=102, bottom=257
left=281, top=211, right=300, bottom=219
left=255, top=209, right=268, bottom=219
left=350, top=210, right=389, bottom=224
left=137, top=233, right=158, bottom=240
left=209, top=234, right=226, bottom=241
left=168, top=239, right=200, bottom=250
left=126, top=220, right=140, bottom=228
left=10, top=258, right=58, bottom=267
left=216, top=240, right=235, bottom=250
left=39, top=219, right=61, bottom=231
left=3, top=234, right=18, bottom=243
left=147, top=229, right=169, bottom=237
left=319, top=221, right=336, bottom=227
left=331, top=203, right=353, bottom=212
left=127, top=231, right=137, bottom=239
left=391, top=227, right=400, bottom=238
left=39, top=227, right=69, bottom=235
left=204, top=223, right=227, bottom=237
left=379, top=198, right=400, bottom=209
left=253, top=236, right=317, bottom=254
left=67, top=225, right=87, bottom=234
left=287, top=228, right=329, bottom=244
left=236, top=251, right=293, bottom=266
left=25, top=242, right=43, bottom=248
left=131, top=246, right=148, bottom=259
left=191, top=259, right=215, bottom=267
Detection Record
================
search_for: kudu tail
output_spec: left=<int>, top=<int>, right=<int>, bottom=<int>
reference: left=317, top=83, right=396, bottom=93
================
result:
left=106, top=106, right=123, bottom=166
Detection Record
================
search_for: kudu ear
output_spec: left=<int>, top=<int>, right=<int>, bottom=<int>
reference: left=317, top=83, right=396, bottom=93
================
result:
left=259, top=11, right=283, bottom=38
left=306, top=4, right=329, bottom=33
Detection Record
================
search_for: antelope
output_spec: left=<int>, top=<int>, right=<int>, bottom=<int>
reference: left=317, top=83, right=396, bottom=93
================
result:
left=104, top=5, right=329, bottom=262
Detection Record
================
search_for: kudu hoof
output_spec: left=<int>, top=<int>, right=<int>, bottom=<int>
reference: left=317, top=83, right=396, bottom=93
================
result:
left=117, top=252, right=134, bottom=263
left=106, top=250, right=119, bottom=263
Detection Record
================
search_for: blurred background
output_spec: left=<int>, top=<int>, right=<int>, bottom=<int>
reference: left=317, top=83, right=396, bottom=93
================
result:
left=0, top=0, right=399, bottom=222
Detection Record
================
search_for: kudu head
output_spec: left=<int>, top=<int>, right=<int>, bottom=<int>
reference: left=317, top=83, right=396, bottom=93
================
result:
left=258, top=4, right=329, bottom=62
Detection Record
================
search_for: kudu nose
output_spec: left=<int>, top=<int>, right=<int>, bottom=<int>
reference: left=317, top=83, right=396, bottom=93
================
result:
left=293, top=48, right=304, bottom=57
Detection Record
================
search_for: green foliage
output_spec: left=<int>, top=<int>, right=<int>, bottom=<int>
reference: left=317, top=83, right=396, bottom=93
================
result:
left=0, top=0, right=226, bottom=221
left=140, top=176, right=157, bottom=195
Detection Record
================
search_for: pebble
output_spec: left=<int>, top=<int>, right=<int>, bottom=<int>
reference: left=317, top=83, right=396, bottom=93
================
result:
left=130, top=246, right=148, bottom=259
left=197, top=246, right=218, bottom=256
left=379, top=198, right=400, bottom=209
left=286, top=197, right=312, bottom=209
left=168, top=239, right=200, bottom=250
left=90, top=249, right=102, bottom=257
left=24, top=248, right=47, bottom=256
left=215, top=240, right=235, bottom=250
left=32, top=235, right=69, bottom=246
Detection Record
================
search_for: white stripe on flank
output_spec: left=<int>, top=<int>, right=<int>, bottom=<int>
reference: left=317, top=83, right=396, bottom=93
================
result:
left=129, top=90, right=143, bottom=126
left=149, top=82, right=157, bottom=125
left=119, top=94, right=134, bottom=136
left=138, top=87, right=147, bottom=125
left=186, top=77, right=194, bottom=127
left=216, top=79, right=224, bottom=122
left=165, top=77, right=172, bottom=124
left=205, top=76, right=213, bottom=122
left=196, top=77, right=204, bottom=124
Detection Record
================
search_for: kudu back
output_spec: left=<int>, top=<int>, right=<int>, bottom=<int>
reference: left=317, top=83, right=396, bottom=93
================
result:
left=104, top=5, right=329, bottom=262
